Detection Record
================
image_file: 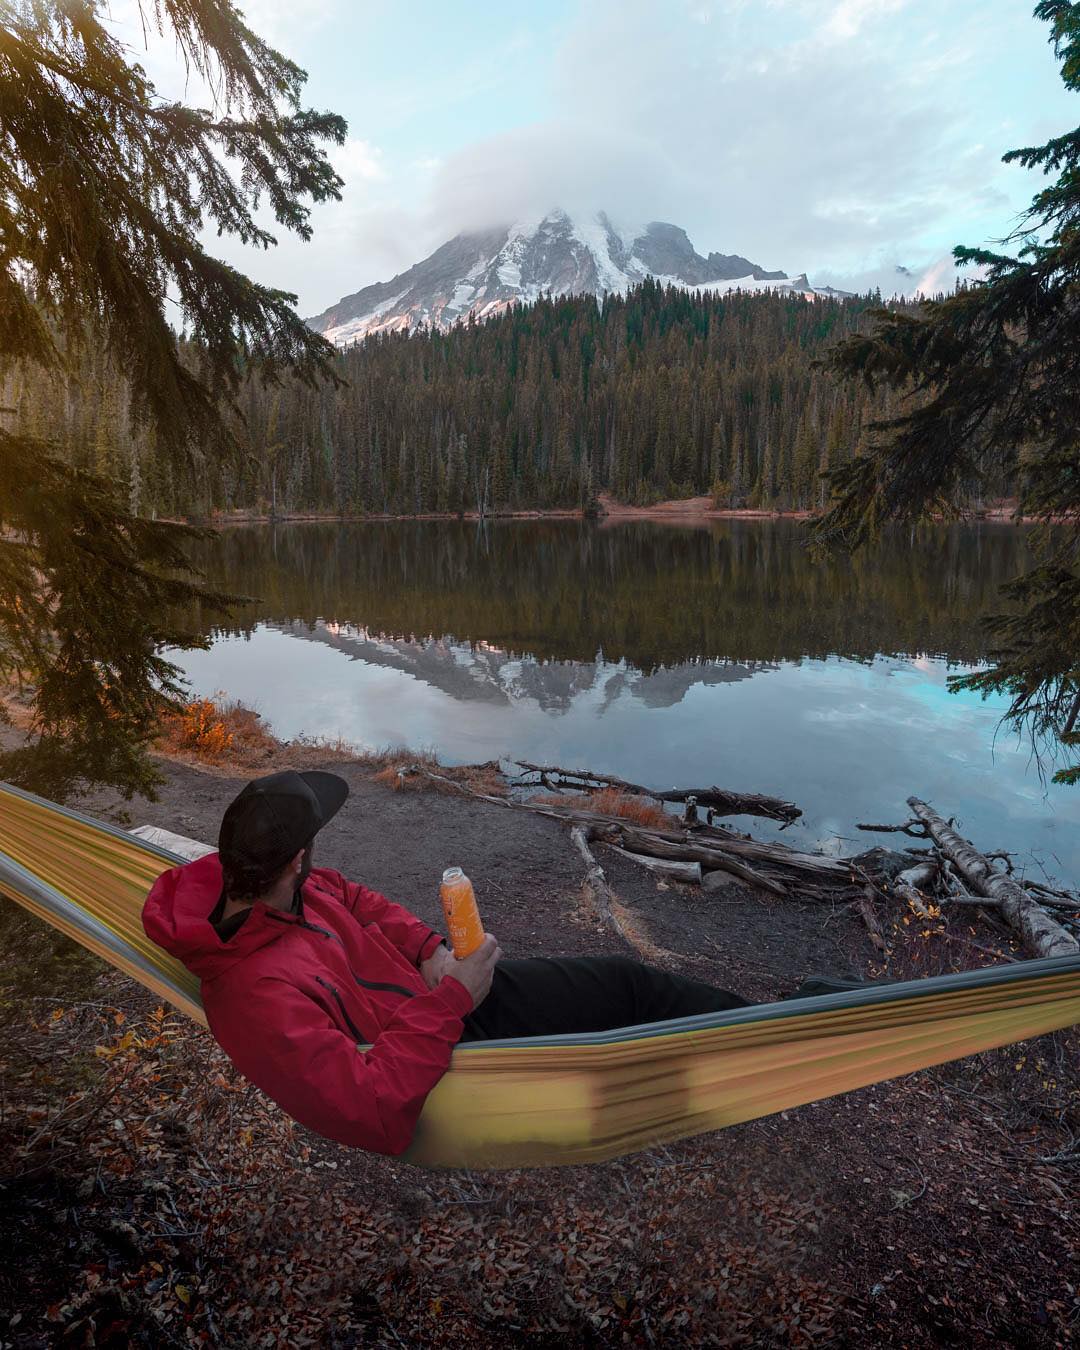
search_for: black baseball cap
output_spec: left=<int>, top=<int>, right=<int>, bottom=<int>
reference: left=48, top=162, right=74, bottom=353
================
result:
left=218, top=770, right=349, bottom=872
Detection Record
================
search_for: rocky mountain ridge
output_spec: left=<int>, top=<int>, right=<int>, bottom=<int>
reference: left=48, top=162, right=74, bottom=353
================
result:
left=308, top=209, right=847, bottom=346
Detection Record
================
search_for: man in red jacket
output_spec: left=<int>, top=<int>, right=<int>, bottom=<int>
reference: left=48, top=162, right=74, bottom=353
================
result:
left=142, top=770, right=799, bottom=1157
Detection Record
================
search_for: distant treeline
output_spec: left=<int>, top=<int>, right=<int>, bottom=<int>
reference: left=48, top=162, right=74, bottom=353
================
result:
left=9, top=281, right=1000, bottom=517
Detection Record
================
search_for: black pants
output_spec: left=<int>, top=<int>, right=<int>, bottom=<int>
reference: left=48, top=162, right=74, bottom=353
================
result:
left=460, top=955, right=753, bottom=1042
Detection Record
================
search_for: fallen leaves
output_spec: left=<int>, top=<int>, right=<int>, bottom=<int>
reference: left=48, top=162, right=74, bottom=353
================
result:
left=1, top=950, right=1078, bottom=1347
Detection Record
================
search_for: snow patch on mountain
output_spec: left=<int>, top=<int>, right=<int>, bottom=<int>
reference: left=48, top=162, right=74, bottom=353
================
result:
left=308, top=210, right=847, bottom=346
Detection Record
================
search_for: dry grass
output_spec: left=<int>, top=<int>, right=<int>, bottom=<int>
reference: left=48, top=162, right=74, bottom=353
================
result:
left=155, top=695, right=279, bottom=768
left=3, top=681, right=509, bottom=794
left=532, top=787, right=671, bottom=830
left=370, top=752, right=508, bottom=798
left=152, top=696, right=372, bottom=777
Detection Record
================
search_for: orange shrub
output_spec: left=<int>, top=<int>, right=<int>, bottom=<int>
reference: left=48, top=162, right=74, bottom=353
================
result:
left=158, top=698, right=235, bottom=761
left=533, top=788, right=671, bottom=829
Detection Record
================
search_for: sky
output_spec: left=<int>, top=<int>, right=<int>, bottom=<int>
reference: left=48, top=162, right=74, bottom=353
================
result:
left=111, top=0, right=1079, bottom=316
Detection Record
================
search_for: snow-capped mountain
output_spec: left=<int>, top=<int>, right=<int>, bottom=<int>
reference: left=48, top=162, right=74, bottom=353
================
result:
left=308, top=209, right=847, bottom=346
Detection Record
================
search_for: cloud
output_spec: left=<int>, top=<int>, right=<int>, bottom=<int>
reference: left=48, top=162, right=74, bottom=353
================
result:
left=813, top=251, right=989, bottom=298
left=820, top=0, right=907, bottom=42
left=104, top=0, right=1057, bottom=316
left=400, top=0, right=1006, bottom=289
left=424, top=122, right=675, bottom=236
left=330, top=138, right=385, bottom=183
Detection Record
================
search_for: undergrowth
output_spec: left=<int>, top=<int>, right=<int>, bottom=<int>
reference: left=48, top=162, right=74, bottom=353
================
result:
left=532, top=788, right=671, bottom=829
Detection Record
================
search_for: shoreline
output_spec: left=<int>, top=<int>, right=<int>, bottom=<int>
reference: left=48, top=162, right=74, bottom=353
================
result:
left=168, top=493, right=1041, bottom=529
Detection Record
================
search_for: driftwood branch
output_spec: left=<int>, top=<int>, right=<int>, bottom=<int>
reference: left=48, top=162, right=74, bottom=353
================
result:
left=857, top=886, right=889, bottom=952
left=570, top=826, right=634, bottom=947
left=891, top=861, right=938, bottom=919
left=605, top=846, right=703, bottom=885
left=856, top=819, right=930, bottom=839
left=1021, top=879, right=1080, bottom=910
left=510, top=762, right=801, bottom=824
left=907, top=798, right=1079, bottom=959
left=398, top=764, right=849, bottom=898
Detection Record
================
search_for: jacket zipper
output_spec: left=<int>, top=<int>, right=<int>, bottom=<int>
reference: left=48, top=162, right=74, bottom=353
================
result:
left=266, top=907, right=417, bottom=1000
left=314, top=975, right=365, bottom=1042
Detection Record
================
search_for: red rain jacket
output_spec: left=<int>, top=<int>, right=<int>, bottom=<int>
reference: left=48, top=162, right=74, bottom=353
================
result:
left=142, top=852, right=474, bottom=1155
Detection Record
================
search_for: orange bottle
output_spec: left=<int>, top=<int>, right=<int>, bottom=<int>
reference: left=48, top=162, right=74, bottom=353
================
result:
left=439, top=867, right=484, bottom=958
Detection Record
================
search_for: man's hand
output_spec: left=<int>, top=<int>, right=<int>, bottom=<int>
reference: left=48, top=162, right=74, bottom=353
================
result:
left=420, top=941, right=456, bottom=991
left=444, top=933, right=501, bottom=1011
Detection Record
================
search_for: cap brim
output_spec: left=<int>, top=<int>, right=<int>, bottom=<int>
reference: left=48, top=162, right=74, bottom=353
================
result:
left=301, top=771, right=349, bottom=831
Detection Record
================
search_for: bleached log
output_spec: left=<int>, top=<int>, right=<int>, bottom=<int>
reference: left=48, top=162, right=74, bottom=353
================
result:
left=907, top=798, right=1079, bottom=960
left=606, top=827, right=788, bottom=897
left=615, top=822, right=850, bottom=881
left=570, top=826, right=633, bottom=945
left=892, top=861, right=938, bottom=919
left=605, top=846, right=703, bottom=885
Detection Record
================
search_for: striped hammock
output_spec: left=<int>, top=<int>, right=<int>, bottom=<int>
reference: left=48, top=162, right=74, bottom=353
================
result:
left=2, top=780, right=1079, bottom=1170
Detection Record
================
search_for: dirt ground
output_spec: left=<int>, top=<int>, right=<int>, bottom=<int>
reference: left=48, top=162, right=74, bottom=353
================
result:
left=1, top=749, right=1078, bottom=1347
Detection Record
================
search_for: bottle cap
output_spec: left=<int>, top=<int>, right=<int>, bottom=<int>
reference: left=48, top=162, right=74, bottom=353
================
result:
left=442, top=866, right=464, bottom=884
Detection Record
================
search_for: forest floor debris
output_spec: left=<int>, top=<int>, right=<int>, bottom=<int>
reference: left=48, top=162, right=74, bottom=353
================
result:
left=1, top=731, right=1078, bottom=1346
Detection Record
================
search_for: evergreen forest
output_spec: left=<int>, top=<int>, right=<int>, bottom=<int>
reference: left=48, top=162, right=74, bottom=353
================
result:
left=7, top=283, right=969, bottom=519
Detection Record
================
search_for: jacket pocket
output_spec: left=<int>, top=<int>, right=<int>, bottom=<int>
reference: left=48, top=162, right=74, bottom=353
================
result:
left=314, top=975, right=365, bottom=1043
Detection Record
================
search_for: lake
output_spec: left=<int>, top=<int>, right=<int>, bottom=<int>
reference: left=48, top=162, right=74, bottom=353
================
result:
left=168, top=519, right=1080, bottom=886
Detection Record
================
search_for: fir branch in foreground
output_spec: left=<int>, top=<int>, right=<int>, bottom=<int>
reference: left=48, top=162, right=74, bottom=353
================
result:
left=0, top=0, right=348, bottom=796
left=811, top=0, right=1080, bottom=781
left=0, top=431, right=248, bottom=801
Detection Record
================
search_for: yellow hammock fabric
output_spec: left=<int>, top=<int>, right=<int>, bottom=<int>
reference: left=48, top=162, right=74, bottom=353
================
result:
left=2, top=780, right=1079, bottom=1170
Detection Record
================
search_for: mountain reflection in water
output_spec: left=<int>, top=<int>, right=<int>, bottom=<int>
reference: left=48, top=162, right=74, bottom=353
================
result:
left=168, top=519, right=1080, bottom=885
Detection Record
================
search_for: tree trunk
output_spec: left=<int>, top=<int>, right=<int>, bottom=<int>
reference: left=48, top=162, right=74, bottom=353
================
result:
left=605, top=846, right=702, bottom=885
left=606, top=827, right=788, bottom=897
left=613, top=821, right=849, bottom=881
left=570, top=825, right=632, bottom=945
left=907, top=798, right=1079, bottom=959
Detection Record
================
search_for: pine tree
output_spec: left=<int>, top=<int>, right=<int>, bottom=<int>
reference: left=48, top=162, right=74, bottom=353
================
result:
left=812, top=0, right=1080, bottom=782
left=1, top=0, right=345, bottom=798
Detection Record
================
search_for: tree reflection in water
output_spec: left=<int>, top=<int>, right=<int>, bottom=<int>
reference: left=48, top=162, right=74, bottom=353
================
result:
left=168, top=519, right=1080, bottom=886
left=181, top=518, right=1031, bottom=671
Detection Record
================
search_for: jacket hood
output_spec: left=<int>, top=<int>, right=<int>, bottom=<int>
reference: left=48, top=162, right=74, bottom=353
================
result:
left=142, top=852, right=294, bottom=982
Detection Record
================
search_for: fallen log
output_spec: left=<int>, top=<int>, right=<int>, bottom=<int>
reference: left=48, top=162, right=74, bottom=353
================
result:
left=604, top=846, right=703, bottom=885
left=510, top=762, right=801, bottom=824
left=891, top=861, right=938, bottom=920
left=616, top=822, right=852, bottom=880
left=601, top=827, right=789, bottom=897
left=907, top=797, right=1080, bottom=960
left=570, top=826, right=634, bottom=946
left=399, top=764, right=838, bottom=891
left=398, top=763, right=870, bottom=902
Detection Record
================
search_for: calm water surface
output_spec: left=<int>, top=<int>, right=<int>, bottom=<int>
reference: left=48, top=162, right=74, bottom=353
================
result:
left=169, top=520, right=1080, bottom=885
